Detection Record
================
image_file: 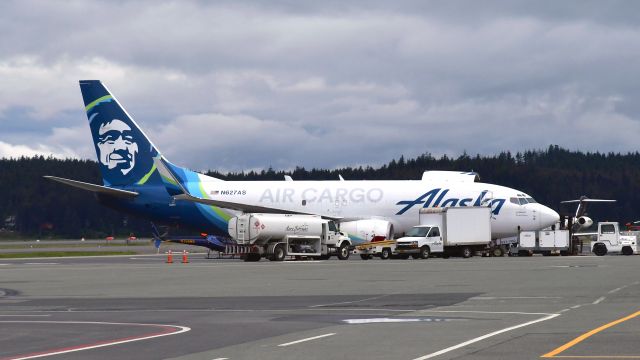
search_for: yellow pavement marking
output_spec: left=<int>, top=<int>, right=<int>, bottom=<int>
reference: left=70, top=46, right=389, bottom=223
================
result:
left=551, top=356, right=640, bottom=358
left=542, top=310, right=640, bottom=358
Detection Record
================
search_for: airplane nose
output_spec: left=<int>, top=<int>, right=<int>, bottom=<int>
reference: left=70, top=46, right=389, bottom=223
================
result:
left=539, top=205, right=560, bottom=228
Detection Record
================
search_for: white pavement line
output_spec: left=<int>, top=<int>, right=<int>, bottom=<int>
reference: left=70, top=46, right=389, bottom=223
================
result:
left=411, top=313, right=560, bottom=360
left=23, top=263, right=59, bottom=265
left=608, top=285, right=629, bottom=294
left=0, top=321, right=190, bottom=360
left=0, top=264, right=10, bottom=266
left=211, top=358, right=228, bottom=360
left=559, top=309, right=571, bottom=313
left=592, top=296, right=606, bottom=305
left=570, top=305, right=582, bottom=309
left=0, top=315, right=50, bottom=317
left=419, top=310, right=557, bottom=316
left=470, top=296, right=562, bottom=300
left=309, top=294, right=391, bottom=308
left=277, top=333, right=336, bottom=347
left=343, top=318, right=463, bottom=324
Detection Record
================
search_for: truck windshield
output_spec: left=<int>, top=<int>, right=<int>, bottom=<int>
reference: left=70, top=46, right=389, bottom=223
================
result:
left=406, top=227, right=430, bottom=237
left=601, top=224, right=615, bottom=234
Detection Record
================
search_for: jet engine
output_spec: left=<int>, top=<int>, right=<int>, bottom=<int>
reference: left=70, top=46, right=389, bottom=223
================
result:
left=339, top=219, right=394, bottom=242
left=576, top=216, right=593, bottom=229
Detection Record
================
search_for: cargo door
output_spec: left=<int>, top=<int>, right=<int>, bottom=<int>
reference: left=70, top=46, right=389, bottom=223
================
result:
left=539, top=231, right=554, bottom=248
left=519, top=231, right=536, bottom=248
left=554, top=230, right=569, bottom=248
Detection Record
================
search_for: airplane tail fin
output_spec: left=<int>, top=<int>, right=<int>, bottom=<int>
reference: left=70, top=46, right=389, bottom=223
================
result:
left=79, top=80, right=163, bottom=187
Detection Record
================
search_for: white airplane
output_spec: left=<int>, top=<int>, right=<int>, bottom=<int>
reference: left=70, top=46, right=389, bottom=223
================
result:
left=46, top=80, right=560, bottom=244
left=561, top=196, right=616, bottom=230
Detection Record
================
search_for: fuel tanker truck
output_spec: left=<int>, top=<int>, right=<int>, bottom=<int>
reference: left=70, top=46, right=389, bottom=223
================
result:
left=227, top=213, right=352, bottom=262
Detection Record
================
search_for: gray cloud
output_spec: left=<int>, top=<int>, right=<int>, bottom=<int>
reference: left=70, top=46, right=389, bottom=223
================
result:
left=1, top=0, right=639, bottom=171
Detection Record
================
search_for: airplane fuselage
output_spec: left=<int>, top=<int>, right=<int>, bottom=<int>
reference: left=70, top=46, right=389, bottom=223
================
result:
left=102, top=176, right=559, bottom=241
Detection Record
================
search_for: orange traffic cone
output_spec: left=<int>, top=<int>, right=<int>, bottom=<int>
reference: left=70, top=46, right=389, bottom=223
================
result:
left=182, top=250, right=189, bottom=264
left=166, top=250, right=173, bottom=263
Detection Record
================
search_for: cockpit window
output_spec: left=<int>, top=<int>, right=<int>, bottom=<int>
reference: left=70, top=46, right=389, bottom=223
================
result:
left=526, top=197, right=537, bottom=204
left=518, top=197, right=528, bottom=205
left=510, top=197, right=520, bottom=205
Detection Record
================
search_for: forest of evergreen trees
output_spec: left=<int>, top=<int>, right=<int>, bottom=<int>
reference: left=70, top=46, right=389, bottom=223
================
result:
left=1, top=145, right=639, bottom=238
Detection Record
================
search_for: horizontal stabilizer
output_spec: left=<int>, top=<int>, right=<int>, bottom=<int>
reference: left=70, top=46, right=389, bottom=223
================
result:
left=561, top=196, right=616, bottom=204
left=44, top=176, right=138, bottom=198
left=561, top=199, right=616, bottom=203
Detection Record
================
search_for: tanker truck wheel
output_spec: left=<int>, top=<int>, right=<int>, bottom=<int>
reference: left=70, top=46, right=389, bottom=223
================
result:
left=244, top=253, right=261, bottom=262
left=272, top=244, right=286, bottom=261
left=337, top=242, right=350, bottom=260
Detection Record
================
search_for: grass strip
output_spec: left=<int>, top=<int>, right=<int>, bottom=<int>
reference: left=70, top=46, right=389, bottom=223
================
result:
left=0, top=251, right=137, bottom=258
left=0, top=243, right=150, bottom=249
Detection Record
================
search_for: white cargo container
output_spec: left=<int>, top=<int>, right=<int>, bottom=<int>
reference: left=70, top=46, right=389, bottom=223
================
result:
left=511, top=229, right=570, bottom=256
left=227, top=214, right=351, bottom=262
left=395, top=207, right=492, bottom=258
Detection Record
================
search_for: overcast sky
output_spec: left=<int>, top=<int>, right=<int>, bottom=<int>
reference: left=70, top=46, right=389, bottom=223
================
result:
left=1, top=0, right=639, bottom=172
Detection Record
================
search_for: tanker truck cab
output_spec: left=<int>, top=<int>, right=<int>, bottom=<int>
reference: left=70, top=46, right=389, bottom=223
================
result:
left=396, top=225, right=443, bottom=259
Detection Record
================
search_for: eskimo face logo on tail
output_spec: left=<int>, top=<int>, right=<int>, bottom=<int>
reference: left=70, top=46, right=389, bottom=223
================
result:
left=96, top=119, right=138, bottom=175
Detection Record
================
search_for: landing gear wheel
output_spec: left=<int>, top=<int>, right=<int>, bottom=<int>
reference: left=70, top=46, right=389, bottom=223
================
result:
left=337, top=243, right=350, bottom=260
left=419, top=246, right=430, bottom=259
left=360, top=254, right=372, bottom=260
left=380, top=248, right=391, bottom=260
left=461, top=246, right=473, bottom=258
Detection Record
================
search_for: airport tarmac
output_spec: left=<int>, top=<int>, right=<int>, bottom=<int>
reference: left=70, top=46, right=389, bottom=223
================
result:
left=1, top=254, right=639, bottom=359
